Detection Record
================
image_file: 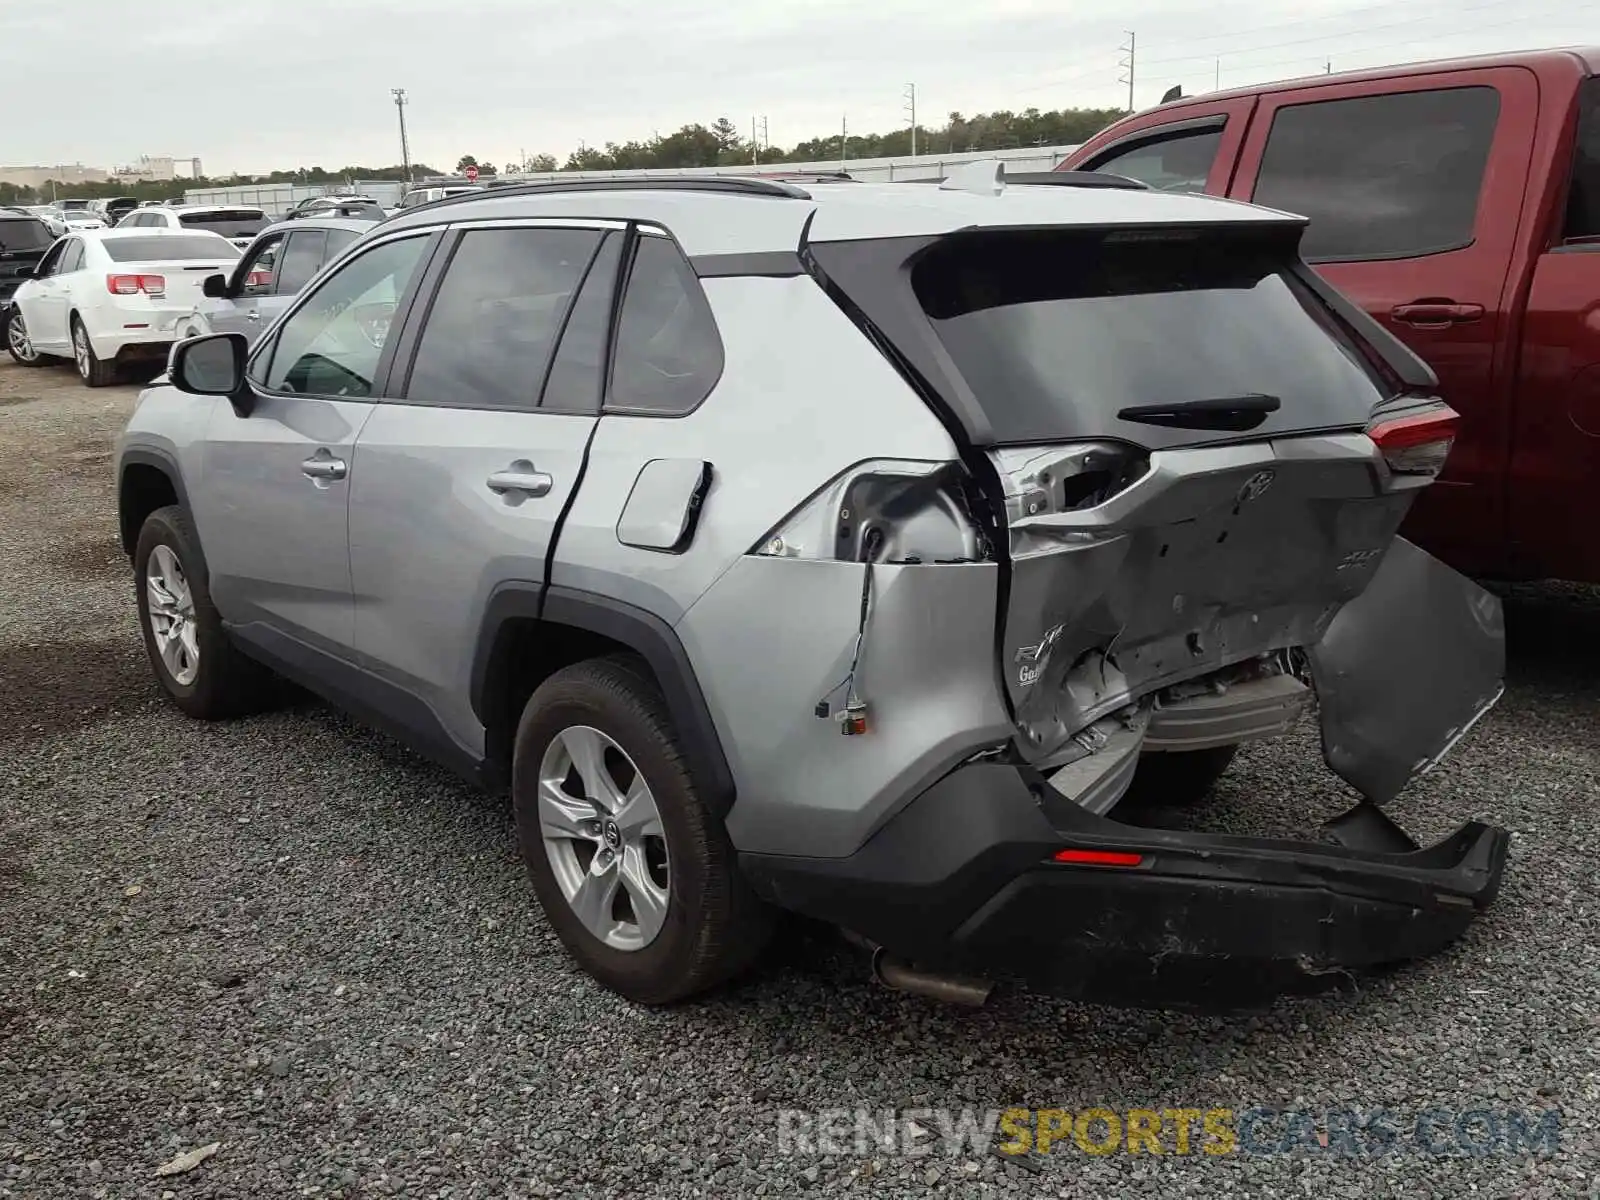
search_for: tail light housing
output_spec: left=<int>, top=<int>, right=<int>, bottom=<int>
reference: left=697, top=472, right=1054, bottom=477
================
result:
left=752, top=460, right=989, bottom=564
left=1367, top=402, right=1459, bottom=478
left=106, top=274, right=166, bottom=297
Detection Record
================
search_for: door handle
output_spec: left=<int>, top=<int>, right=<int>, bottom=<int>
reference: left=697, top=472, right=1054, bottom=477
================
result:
left=301, top=454, right=347, bottom=481
left=246, top=310, right=261, bottom=321
left=1391, top=301, right=1485, bottom=328
left=486, top=462, right=553, bottom=497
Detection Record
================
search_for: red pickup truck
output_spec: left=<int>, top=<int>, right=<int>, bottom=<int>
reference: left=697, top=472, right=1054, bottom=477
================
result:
left=1061, top=47, right=1600, bottom=583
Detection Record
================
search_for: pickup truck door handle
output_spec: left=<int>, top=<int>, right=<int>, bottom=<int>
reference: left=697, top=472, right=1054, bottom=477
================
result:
left=486, top=463, right=553, bottom=497
left=1391, top=301, right=1485, bottom=328
left=245, top=309, right=261, bottom=321
left=301, top=453, right=347, bottom=481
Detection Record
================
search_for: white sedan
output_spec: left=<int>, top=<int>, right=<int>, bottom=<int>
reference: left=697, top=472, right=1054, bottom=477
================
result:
left=117, top=205, right=271, bottom=252
left=5, top=228, right=240, bottom=387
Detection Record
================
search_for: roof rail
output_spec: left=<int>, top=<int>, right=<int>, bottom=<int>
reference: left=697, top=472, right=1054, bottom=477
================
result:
left=906, top=168, right=1149, bottom=191
left=415, top=175, right=814, bottom=215
left=1006, top=170, right=1148, bottom=190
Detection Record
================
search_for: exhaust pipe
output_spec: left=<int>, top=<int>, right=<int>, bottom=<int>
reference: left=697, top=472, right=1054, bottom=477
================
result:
left=871, top=948, right=993, bottom=1007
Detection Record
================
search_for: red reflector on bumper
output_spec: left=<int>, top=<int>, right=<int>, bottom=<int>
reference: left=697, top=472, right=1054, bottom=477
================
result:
left=1053, top=848, right=1144, bottom=867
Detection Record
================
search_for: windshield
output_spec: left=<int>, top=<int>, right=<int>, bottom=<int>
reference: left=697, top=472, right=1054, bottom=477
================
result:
left=63, top=212, right=102, bottom=223
left=906, top=226, right=1391, bottom=447
left=0, top=218, right=53, bottom=251
left=105, top=236, right=241, bottom=263
left=180, top=211, right=268, bottom=238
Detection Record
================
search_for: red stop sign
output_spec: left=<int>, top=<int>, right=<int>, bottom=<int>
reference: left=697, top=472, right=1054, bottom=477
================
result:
left=464, top=165, right=479, bottom=182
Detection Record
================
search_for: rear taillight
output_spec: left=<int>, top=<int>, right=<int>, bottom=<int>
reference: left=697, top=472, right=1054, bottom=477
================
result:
left=1052, top=848, right=1144, bottom=867
left=106, top=274, right=165, bottom=297
left=752, top=460, right=989, bottom=564
left=1368, top=404, right=1459, bottom=477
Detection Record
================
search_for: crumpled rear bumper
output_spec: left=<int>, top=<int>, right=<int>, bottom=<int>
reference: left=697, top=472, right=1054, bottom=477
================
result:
left=741, top=762, right=1508, bottom=1009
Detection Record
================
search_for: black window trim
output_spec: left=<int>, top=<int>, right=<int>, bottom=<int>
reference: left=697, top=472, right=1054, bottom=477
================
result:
left=384, top=217, right=625, bottom=413
left=246, top=227, right=446, bottom=402
left=231, top=230, right=286, bottom=297
left=1250, top=83, right=1502, bottom=265
left=601, top=223, right=727, bottom=420
left=1081, top=112, right=1229, bottom=173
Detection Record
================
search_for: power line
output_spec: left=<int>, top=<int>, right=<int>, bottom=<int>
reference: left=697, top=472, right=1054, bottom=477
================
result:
left=1010, top=6, right=1594, bottom=98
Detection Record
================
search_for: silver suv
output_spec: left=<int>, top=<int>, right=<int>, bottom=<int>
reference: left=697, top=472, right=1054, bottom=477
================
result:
left=116, top=166, right=1509, bottom=1009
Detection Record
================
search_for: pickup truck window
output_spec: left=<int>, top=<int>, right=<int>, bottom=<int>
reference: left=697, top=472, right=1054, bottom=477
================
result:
left=1087, top=127, right=1222, bottom=194
left=1253, top=86, right=1500, bottom=261
left=1566, top=78, right=1600, bottom=241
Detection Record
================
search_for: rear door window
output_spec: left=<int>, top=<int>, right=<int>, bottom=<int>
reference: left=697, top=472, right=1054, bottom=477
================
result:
left=1085, top=126, right=1224, bottom=193
left=607, top=233, right=723, bottom=415
left=910, top=226, right=1389, bottom=448
left=1564, top=77, right=1600, bottom=241
left=275, top=230, right=328, bottom=295
left=1252, top=86, right=1500, bottom=260
left=57, top=240, right=84, bottom=273
left=403, top=226, right=602, bottom=410
left=541, top=232, right=622, bottom=412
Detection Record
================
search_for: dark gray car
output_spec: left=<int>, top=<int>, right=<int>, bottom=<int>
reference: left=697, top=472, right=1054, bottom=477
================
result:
left=174, top=216, right=371, bottom=342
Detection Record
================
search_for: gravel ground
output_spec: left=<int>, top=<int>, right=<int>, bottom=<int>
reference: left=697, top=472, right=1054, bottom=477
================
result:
left=0, top=356, right=1597, bottom=1199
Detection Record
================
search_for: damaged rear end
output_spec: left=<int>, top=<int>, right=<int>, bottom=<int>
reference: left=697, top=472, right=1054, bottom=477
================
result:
left=770, top=203, right=1510, bottom=1006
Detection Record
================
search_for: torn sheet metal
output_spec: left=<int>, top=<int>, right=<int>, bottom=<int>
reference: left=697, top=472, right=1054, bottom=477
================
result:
left=1307, top=537, right=1504, bottom=806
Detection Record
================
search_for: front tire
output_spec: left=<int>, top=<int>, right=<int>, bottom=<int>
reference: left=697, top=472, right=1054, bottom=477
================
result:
left=72, top=316, right=118, bottom=387
left=6, top=308, right=45, bottom=366
left=512, top=656, right=771, bottom=1004
left=133, top=505, right=274, bottom=718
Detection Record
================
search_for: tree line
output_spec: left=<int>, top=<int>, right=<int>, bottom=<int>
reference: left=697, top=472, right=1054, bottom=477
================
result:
left=0, top=105, right=1125, bottom=203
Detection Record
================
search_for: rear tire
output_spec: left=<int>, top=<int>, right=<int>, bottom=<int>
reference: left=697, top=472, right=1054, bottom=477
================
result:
left=72, top=316, right=119, bottom=387
left=6, top=308, right=45, bottom=366
left=512, top=656, right=772, bottom=1004
left=1118, top=745, right=1239, bottom=810
left=133, top=505, right=276, bottom=719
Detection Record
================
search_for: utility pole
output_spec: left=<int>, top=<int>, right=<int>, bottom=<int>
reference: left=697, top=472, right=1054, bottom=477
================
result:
left=840, top=115, right=848, bottom=171
left=752, top=116, right=760, bottom=166
left=1325, top=59, right=1333, bottom=74
left=1215, top=59, right=1221, bottom=91
left=391, top=88, right=412, bottom=183
left=1119, top=31, right=1136, bottom=113
left=903, top=83, right=917, bottom=156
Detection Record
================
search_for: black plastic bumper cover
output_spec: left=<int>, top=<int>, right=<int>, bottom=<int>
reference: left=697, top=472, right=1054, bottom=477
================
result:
left=740, top=764, right=1508, bottom=1008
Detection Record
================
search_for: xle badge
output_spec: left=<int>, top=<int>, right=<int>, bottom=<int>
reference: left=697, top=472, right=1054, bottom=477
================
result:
left=1015, top=623, right=1063, bottom=687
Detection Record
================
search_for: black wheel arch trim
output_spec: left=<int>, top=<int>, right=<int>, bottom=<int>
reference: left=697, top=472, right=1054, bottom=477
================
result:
left=471, top=583, right=737, bottom=816
left=117, top=446, right=192, bottom=556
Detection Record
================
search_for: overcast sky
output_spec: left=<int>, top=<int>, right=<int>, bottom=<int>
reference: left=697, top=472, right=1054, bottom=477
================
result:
left=0, top=0, right=1593, bottom=176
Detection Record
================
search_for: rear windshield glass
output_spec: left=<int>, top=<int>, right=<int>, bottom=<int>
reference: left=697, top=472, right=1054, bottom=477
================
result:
left=911, top=227, right=1390, bottom=446
left=0, top=218, right=52, bottom=251
left=105, top=236, right=241, bottom=263
left=179, top=211, right=268, bottom=237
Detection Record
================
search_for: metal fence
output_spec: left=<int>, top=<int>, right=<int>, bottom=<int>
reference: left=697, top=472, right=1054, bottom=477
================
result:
left=183, top=145, right=1084, bottom=212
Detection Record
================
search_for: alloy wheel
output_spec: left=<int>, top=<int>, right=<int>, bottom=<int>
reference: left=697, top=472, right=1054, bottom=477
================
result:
left=7, top=312, right=37, bottom=362
left=145, top=544, right=200, bottom=686
left=538, top=725, right=671, bottom=951
left=72, top=324, right=90, bottom=379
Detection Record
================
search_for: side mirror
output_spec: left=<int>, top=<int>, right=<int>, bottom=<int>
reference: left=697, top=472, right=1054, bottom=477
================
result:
left=201, top=273, right=228, bottom=298
left=170, top=332, right=252, bottom=415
